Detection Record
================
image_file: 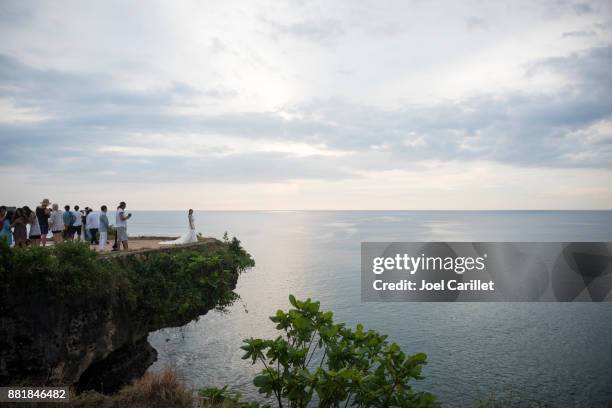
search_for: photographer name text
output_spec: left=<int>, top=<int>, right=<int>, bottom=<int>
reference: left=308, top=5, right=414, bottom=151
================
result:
left=373, top=279, right=495, bottom=291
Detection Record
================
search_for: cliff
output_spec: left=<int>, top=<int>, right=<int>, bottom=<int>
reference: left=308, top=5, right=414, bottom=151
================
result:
left=0, top=238, right=254, bottom=393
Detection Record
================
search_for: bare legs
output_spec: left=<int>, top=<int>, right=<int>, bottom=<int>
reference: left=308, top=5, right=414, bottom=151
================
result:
left=53, top=231, right=63, bottom=243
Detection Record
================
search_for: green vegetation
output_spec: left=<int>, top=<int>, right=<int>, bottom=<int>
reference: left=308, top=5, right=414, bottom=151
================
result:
left=200, top=295, right=438, bottom=408
left=0, top=236, right=254, bottom=329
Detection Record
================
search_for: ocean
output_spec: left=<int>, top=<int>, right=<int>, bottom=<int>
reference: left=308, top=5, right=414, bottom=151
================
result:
left=123, top=210, right=612, bottom=407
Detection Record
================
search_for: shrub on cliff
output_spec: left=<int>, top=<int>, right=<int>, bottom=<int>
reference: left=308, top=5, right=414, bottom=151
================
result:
left=117, top=238, right=254, bottom=328
left=201, top=295, right=438, bottom=408
left=0, top=237, right=255, bottom=330
left=0, top=239, right=114, bottom=300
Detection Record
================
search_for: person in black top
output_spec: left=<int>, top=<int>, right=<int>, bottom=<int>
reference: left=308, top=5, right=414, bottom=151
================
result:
left=36, top=198, right=51, bottom=247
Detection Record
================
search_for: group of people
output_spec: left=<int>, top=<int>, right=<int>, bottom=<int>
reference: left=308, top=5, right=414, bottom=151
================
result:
left=0, top=199, right=133, bottom=251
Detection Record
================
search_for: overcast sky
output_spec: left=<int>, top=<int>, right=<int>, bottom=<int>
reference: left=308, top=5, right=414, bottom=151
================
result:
left=1, top=0, right=611, bottom=209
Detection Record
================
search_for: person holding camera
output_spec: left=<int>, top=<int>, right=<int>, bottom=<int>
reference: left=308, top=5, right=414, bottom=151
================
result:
left=114, top=201, right=132, bottom=251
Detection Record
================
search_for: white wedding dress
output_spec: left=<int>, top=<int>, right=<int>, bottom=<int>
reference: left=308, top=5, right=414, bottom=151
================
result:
left=160, top=214, right=198, bottom=245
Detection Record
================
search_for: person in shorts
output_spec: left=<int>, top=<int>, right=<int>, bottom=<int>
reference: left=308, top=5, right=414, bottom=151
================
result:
left=49, top=203, right=64, bottom=243
left=115, top=201, right=132, bottom=251
left=36, top=199, right=51, bottom=246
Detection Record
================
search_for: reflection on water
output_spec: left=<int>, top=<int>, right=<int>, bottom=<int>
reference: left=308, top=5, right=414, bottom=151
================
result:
left=129, top=211, right=612, bottom=407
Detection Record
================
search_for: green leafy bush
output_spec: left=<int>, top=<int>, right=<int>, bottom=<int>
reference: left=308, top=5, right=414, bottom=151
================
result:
left=202, top=295, right=438, bottom=408
left=0, top=237, right=255, bottom=330
left=0, top=240, right=113, bottom=300
left=199, top=386, right=261, bottom=408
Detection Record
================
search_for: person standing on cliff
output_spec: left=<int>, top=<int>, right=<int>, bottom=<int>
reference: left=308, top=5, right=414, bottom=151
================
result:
left=49, top=203, right=64, bottom=243
left=86, top=208, right=99, bottom=245
left=98, top=205, right=109, bottom=251
left=36, top=199, right=51, bottom=246
left=62, top=205, right=74, bottom=241
left=11, top=208, right=27, bottom=247
left=115, top=201, right=131, bottom=251
left=0, top=210, right=13, bottom=246
left=23, top=206, right=41, bottom=246
left=72, top=205, right=83, bottom=241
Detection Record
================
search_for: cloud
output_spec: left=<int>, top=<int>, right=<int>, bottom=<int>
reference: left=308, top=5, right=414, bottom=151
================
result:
left=0, top=54, right=236, bottom=114
left=2, top=43, right=612, bottom=188
left=562, top=30, right=597, bottom=37
left=572, top=2, right=594, bottom=14
left=529, top=45, right=612, bottom=86
left=465, top=16, right=488, bottom=30
left=262, top=16, right=345, bottom=45
left=1, top=0, right=611, bottom=208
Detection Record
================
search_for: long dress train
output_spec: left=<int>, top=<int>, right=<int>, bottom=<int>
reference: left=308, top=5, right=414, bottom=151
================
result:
left=159, top=214, right=198, bottom=245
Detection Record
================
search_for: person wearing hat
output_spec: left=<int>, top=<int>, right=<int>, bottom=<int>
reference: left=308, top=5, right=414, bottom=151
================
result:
left=35, top=199, right=51, bottom=246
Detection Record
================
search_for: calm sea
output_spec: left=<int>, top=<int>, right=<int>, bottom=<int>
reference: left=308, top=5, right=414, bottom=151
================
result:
left=123, top=210, right=612, bottom=407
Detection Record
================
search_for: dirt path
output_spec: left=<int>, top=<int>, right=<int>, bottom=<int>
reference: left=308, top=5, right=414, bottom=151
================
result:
left=37, top=236, right=218, bottom=254
left=93, top=238, right=173, bottom=252
left=94, top=237, right=219, bottom=257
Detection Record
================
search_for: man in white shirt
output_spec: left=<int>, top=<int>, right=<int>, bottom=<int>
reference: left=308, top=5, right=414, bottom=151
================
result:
left=115, top=201, right=132, bottom=251
left=72, top=205, right=82, bottom=240
left=86, top=209, right=100, bottom=245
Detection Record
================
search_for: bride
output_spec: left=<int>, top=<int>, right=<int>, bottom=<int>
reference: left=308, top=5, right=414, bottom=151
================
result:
left=160, top=209, right=198, bottom=245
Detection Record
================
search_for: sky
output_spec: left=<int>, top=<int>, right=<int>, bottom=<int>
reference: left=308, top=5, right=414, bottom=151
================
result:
left=1, top=0, right=611, bottom=210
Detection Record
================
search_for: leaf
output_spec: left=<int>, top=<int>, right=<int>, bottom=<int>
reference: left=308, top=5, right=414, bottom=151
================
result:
left=253, top=374, right=271, bottom=388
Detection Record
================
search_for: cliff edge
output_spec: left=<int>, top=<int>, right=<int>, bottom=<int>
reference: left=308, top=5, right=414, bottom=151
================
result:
left=0, top=237, right=254, bottom=393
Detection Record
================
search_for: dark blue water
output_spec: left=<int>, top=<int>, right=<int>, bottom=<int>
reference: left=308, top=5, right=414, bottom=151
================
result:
left=126, top=211, right=612, bottom=407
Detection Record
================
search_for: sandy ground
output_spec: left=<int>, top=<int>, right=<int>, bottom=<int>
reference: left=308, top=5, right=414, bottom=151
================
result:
left=41, top=236, right=217, bottom=253
left=92, top=238, right=169, bottom=252
left=89, top=236, right=217, bottom=253
left=43, top=237, right=177, bottom=251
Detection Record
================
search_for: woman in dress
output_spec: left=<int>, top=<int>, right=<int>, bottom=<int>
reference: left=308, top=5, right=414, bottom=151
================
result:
left=159, top=209, right=198, bottom=245
left=23, top=206, right=41, bottom=246
left=49, top=203, right=64, bottom=243
left=36, top=199, right=51, bottom=246
left=11, top=208, right=28, bottom=248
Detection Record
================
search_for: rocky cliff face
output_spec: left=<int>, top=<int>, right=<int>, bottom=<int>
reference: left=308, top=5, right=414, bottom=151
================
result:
left=2, top=287, right=166, bottom=393
left=0, top=239, right=254, bottom=393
